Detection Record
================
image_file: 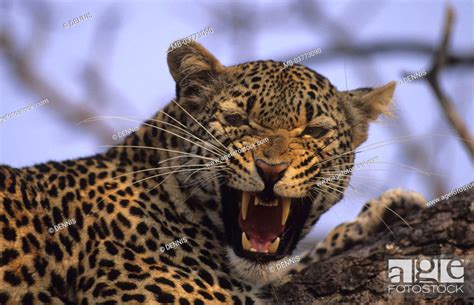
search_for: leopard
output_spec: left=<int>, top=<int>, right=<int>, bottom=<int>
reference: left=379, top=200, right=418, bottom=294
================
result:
left=0, top=41, right=426, bottom=305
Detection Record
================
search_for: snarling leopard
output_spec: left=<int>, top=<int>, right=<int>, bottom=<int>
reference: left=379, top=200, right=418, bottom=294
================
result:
left=0, top=41, right=425, bottom=304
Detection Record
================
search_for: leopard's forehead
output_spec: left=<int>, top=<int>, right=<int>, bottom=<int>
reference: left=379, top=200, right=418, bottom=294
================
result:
left=218, top=60, right=339, bottom=130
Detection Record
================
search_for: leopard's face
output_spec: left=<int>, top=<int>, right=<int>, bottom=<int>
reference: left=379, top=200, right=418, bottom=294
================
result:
left=205, top=62, right=357, bottom=263
left=167, top=42, right=395, bottom=267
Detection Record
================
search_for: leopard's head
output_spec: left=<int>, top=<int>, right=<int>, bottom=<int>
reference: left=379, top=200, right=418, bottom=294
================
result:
left=167, top=42, right=395, bottom=281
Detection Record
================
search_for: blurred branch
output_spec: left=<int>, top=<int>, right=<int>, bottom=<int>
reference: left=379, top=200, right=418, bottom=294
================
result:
left=291, top=0, right=473, bottom=69
left=312, top=41, right=474, bottom=68
left=425, top=7, right=474, bottom=158
left=82, top=5, right=136, bottom=112
left=0, top=32, right=114, bottom=143
left=0, top=3, right=120, bottom=144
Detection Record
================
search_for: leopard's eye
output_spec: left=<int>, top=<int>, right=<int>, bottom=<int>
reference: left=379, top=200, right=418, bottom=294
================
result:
left=224, top=114, right=248, bottom=127
left=302, top=126, right=330, bottom=138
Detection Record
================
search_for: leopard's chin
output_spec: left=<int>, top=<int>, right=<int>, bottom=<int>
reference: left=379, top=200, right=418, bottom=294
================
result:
left=221, top=185, right=312, bottom=263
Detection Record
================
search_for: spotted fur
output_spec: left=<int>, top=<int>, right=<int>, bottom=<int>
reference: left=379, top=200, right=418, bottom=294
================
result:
left=0, top=41, right=425, bottom=304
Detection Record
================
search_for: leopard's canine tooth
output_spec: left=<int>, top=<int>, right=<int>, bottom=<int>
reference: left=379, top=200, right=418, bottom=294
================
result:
left=281, top=198, right=291, bottom=225
left=242, top=232, right=251, bottom=251
left=241, top=192, right=250, bottom=220
left=268, top=237, right=280, bottom=253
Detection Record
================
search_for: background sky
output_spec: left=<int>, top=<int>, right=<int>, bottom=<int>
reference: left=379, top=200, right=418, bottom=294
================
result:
left=0, top=0, right=472, bottom=244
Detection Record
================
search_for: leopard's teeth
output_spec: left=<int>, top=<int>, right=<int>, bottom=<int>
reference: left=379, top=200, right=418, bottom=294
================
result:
left=241, top=192, right=250, bottom=220
left=242, top=232, right=251, bottom=251
left=268, top=237, right=280, bottom=254
left=281, top=198, right=291, bottom=225
left=254, top=197, right=260, bottom=206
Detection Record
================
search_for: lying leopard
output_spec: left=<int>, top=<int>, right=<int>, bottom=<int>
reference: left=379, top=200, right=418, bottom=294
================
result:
left=0, top=41, right=425, bottom=304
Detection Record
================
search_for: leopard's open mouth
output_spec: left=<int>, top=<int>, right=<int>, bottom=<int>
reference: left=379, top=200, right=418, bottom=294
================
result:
left=221, top=186, right=312, bottom=263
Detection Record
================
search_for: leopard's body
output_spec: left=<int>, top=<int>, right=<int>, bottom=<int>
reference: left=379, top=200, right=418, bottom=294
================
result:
left=0, top=42, right=425, bottom=305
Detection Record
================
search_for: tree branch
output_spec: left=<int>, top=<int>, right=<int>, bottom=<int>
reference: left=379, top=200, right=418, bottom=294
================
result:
left=269, top=188, right=474, bottom=304
left=424, top=7, right=474, bottom=159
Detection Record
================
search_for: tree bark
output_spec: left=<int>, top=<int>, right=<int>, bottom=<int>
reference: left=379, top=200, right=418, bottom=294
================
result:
left=268, top=188, right=474, bottom=304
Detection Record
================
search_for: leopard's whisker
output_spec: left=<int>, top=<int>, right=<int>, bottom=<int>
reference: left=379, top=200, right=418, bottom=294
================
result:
left=148, top=117, right=226, bottom=155
left=381, top=204, right=412, bottom=229
left=183, top=173, right=226, bottom=200
left=79, top=114, right=136, bottom=124
left=182, top=167, right=231, bottom=186
left=323, top=160, right=378, bottom=168
left=177, top=166, right=231, bottom=187
left=371, top=208, right=396, bottom=238
left=318, top=133, right=473, bottom=162
left=345, top=183, right=375, bottom=197
left=310, top=179, right=346, bottom=195
left=321, top=168, right=415, bottom=175
left=156, top=154, right=225, bottom=167
left=158, top=170, right=226, bottom=190
left=111, top=163, right=226, bottom=180
left=312, top=180, right=347, bottom=195
left=315, top=133, right=450, bottom=168
left=172, top=100, right=228, bottom=151
left=85, top=115, right=223, bottom=156
left=147, top=171, right=175, bottom=191
left=320, top=174, right=375, bottom=180
left=156, top=155, right=197, bottom=165
left=147, top=166, right=228, bottom=192
left=321, top=167, right=443, bottom=177
left=83, top=114, right=224, bottom=154
left=129, top=167, right=220, bottom=186
left=158, top=110, right=228, bottom=154
left=188, top=174, right=225, bottom=189
left=308, top=187, right=340, bottom=205
left=318, top=180, right=411, bottom=232
left=181, top=172, right=224, bottom=188
left=316, top=130, right=473, bottom=170
left=159, top=110, right=188, bottom=130
left=345, top=183, right=414, bottom=230
left=98, top=145, right=217, bottom=162
left=270, top=283, right=280, bottom=305
left=326, top=160, right=438, bottom=177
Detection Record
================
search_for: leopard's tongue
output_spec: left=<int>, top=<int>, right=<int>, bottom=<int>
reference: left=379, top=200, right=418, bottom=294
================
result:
left=238, top=193, right=290, bottom=253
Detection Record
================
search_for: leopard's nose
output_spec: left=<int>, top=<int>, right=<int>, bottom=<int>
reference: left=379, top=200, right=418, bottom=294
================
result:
left=255, top=159, right=289, bottom=186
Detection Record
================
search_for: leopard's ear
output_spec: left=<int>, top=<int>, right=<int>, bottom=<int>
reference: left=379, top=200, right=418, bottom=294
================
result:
left=167, top=41, right=224, bottom=111
left=340, top=81, right=396, bottom=147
